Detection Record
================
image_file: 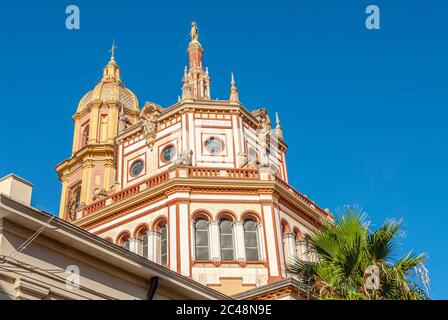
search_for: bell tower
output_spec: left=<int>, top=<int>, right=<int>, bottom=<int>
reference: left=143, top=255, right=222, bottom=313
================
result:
left=56, top=43, right=140, bottom=221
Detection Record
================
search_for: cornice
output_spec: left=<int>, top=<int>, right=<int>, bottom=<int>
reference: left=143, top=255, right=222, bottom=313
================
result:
left=55, top=144, right=115, bottom=177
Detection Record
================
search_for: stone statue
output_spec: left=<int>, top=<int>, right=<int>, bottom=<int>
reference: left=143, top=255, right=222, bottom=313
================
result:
left=259, top=118, right=271, bottom=167
left=173, top=149, right=193, bottom=166
left=67, top=187, right=82, bottom=221
left=92, top=188, right=108, bottom=201
left=238, top=152, right=248, bottom=168
left=247, top=157, right=260, bottom=169
left=190, top=22, right=199, bottom=43
left=67, top=198, right=78, bottom=221
left=259, top=118, right=271, bottom=149
left=118, top=106, right=131, bottom=132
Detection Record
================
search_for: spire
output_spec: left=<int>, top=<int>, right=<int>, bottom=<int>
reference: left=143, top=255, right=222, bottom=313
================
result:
left=102, top=40, right=121, bottom=84
left=182, top=22, right=211, bottom=100
left=275, top=112, right=284, bottom=140
left=229, top=73, right=239, bottom=102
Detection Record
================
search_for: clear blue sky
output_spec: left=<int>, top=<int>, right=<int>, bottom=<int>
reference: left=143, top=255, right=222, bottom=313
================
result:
left=0, top=0, right=446, bottom=298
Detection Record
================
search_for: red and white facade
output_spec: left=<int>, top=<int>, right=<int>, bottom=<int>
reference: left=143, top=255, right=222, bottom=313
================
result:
left=58, top=24, right=333, bottom=297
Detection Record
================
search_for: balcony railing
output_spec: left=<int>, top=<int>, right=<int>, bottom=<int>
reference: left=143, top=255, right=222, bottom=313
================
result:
left=188, top=167, right=259, bottom=179
left=80, top=166, right=327, bottom=218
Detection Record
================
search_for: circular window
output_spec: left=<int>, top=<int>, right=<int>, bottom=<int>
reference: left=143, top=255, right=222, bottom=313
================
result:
left=204, top=137, right=224, bottom=154
left=161, top=145, right=176, bottom=163
left=130, top=159, right=144, bottom=177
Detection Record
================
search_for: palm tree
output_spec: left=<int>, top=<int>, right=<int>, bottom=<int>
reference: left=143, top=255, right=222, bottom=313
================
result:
left=289, top=206, right=430, bottom=300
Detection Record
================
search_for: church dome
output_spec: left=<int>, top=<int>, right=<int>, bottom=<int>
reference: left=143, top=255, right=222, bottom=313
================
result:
left=76, top=56, right=139, bottom=113
left=77, top=83, right=139, bottom=112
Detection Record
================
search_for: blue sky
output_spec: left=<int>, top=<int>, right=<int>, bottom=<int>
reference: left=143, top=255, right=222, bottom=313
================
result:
left=0, top=0, right=447, bottom=298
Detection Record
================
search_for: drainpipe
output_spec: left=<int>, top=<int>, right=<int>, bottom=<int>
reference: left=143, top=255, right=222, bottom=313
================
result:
left=147, top=277, right=159, bottom=300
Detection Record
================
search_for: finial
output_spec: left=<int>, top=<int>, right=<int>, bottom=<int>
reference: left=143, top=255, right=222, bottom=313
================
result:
left=275, top=112, right=284, bottom=140
left=181, top=66, right=192, bottom=100
left=182, top=66, right=188, bottom=82
left=102, top=40, right=121, bottom=83
left=109, top=39, right=118, bottom=61
left=229, top=72, right=239, bottom=102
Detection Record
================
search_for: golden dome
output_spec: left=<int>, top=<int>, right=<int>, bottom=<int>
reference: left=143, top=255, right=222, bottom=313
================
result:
left=76, top=58, right=139, bottom=113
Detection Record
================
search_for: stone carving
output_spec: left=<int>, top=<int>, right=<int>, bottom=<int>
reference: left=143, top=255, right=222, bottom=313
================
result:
left=259, top=118, right=271, bottom=150
left=67, top=187, right=82, bottom=221
left=67, top=198, right=79, bottom=221
left=118, top=106, right=131, bottom=132
left=173, top=149, right=193, bottom=166
left=140, top=106, right=159, bottom=150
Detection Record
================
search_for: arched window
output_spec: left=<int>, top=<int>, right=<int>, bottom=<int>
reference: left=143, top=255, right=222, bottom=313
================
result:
left=244, top=219, right=260, bottom=261
left=81, top=124, right=89, bottom=148
left=67, top=185, right=82, bottom=221
left=194, top=218, right=209, bottom=260
left=219, top=219, right=234, bottom=261
left=135, top=225, right=150, bottom=258
left=117, top=232, right=131, bottom=251
left=160, top=223, right=168, bottom=265
left=152, top=219, right=168, bottom=265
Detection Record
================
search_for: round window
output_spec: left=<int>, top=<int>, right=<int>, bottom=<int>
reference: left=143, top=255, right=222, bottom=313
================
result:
left=130, top=160, right=144, bottom=177
left=204, top=137, right=224, bottom=154
left=161, top=145, right=176, bottom=163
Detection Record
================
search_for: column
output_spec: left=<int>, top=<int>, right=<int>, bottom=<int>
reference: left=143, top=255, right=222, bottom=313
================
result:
left=283, top=232, right=297, bottom=267
left=209, top=221, right=221, bottom=261
left=72, top=120, right=81, bottom=153
left=168, top=204, right=177, bottom=272
left=59, top=178, right=69, bottom=219
left=81, top=160, right=94, bottom=206
left=232, top=114, right=242, bottom=167
left=179, top=202, right=191, bottom=276
left=191, top=221, right=196, bottom=260
left=146, top=231, right=157, bottom=262
left=233, top=221, right=246, bottom=261
left=128, top=238, right=142, bottom=255
left=181, top=113, right=188, bottom=151
left=257, top=224, right=266, bottom=261
left=106, top=104, right=119, bottom=145
left=273, top=206, right=287, bottom=277
left=296, top=240, right=308, bottom=261
left=262, top=204, right=282, bottom=279
left=88, top=105, right=100, bottom=144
